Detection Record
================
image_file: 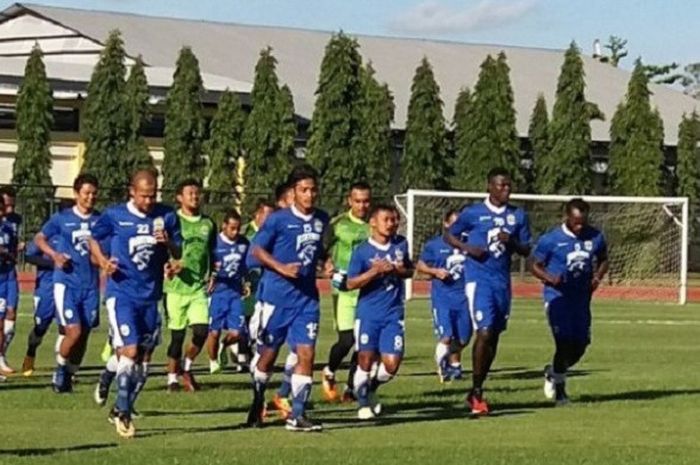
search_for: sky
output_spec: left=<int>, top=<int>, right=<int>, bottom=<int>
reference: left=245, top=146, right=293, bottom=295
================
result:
left=4, top=0, right=698, bottom=69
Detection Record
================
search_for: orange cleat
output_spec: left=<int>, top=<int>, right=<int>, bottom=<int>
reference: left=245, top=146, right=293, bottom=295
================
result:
left=467, top=392, right=490, bottom=416
left=182, top=371, right=200, bottom=392
left=321, top=370, right=339, bottom=402
left=22, top=356, right=35, bottom=377
left=271, top=393, right=292, bottom=420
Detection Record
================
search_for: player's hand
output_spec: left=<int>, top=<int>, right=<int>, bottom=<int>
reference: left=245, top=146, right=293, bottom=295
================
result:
left=100, top=257, right=118, bottom=276
left=213, top=261, right=222, bottom=272
left=497, top=231, right=511, bottom=244
left=465, top=245, right=487, bottom=260
left=278, top=262, right=302, bottom=279
left=17, top=241, right=26, bottom=253
left=591, top=276, right=601, bottom=293
left=548, top=274, right=562, bottom=287
left=323, top=259, right=335, bottom=279
left=154, top=228, right=169, bottom=244
left=372, top=259, right=395, bottom=276
left=242, top=281, right=252, bottom=298
left=164, top=260, right=183, bottom=279
left=52, top=252, right=72, bottom=269
left=433, top=268, right=450, bottom=281
left=207, top=277, right=216, bottom=295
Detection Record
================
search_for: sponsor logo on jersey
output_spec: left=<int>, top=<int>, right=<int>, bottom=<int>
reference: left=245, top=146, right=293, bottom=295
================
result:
left=507, top=214, right=516, bottom=226
left=584, top=240, right=593, bottom=251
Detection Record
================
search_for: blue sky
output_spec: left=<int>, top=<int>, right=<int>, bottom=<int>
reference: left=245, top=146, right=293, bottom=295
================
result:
left=7, top=0, right=699, bottom=68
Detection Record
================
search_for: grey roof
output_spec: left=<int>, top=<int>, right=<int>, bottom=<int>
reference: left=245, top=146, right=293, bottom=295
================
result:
left=2, top=2, right=699, bottom=144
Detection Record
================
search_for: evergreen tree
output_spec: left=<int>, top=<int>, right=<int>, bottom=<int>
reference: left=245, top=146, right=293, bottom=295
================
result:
left=124, top=56, right=154, bottom=174
left=529, top=94, right=550, bottom=194
left=162, top=46, right=205, bottom=200
left=242, top=48, right=295, bottom=197
left=452, top=53, right=520, bottom=190
left=401, top=57, right=448, bottom=191
left=676, top=111, right=700, bottom=230
left=356, top=63, right=395, bottom=194
left=205, top=90, right=246, bottom=219
left=451, top=87, right=471, bottom=177
left=608, top=60, right=665, bottom=196
left=539, top=43, right=601, bottom=194
left=81, top=30, right=129, bottom=201
left=306, top=32, right=364, bottom=203
left=12, top=45, right=54, bottom=234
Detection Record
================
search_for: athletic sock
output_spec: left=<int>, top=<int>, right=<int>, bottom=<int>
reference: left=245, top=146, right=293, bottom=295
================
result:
left=184, top=357, right=194, bottom=372
left=290, top=374, right=312, bottom=419
left=353, top=368, right=371, bottom=407
left=277, top=352, right=297, bottom=398
left=26, top=328, right=44, bottom=358
left=167, top=372, right=178, bottom=385
left=435, top=342, right=450, bottom=372
left=115, top=357, right=135, bottom=414
left=3, top=320, right=15, bottom=352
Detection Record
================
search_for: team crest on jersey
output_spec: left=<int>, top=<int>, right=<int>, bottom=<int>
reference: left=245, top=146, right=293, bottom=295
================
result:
left=71, top=225, right=92, bottom=256
left=446, top=250, right=466, bottom=280
left=238, top=244, right=247, bottom=253
left=296, top=229, right=321, bottom=266
left=128, top=235, right=157, bottom=271
left=584, top=240, right=593, bottom=251
left=395, top=249, right=404, bottom=262
left=314, top=219, right=323, bottom=233
left=494, top=217, right=505, bottom=227
left=153, top=217, right=165, bottom=232
left=507, top=214, right=516, bottom=226
left=222, top=251, right=242, bottom=277
left=200, top=224, right=209, bottom=235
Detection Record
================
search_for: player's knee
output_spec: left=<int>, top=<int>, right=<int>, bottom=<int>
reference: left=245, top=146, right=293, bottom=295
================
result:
left=119, top=345, right=138, bottom=360
left=190, top=324, right=208, bottom=348
left=63, top=324, right=82, bottom=341
left=357, top=351, right=375, bottom=371
left=294, top=345, right=315, bottom=372
left=167, top=329, right=186, bottom=359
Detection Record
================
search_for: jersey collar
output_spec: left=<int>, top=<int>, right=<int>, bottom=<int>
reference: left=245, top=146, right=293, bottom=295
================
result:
left=561, top=223, right=577, bottom=238
left=127, top=200, right=147, bottom=219
left=291, top=204, right=313, bottom=222
left=347, top=211, right=366, bottom=224
left=178, top=209, right=201, bottom=222
left=484, top=198, right=507, bottom=215
left=219, top=232, right=236, bottom=245
left=72, top=205, right=92, bottom=220
left=368, top=237, right=391, bottom=251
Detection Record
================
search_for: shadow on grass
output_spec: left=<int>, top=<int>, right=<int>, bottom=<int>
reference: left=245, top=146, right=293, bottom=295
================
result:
left=140, top=405, right=249, bottom=417
left=578, top=388, right=700, bottom=403
left=492, top=368, right=604, bottom=381
left=0, top=443, right=116, bottom=456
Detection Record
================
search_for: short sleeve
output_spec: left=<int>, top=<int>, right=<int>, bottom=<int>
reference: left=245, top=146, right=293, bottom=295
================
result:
left=253, top=212, right=278, bottom=252
left=419, top=240, right=435, bottom=265
left=25, top=240, right=40, bottom=258
left=347, top=246, right=367, bottom=279
left=400, top=238, right=413, bottom=269
left=532, top=233, right=552, bottom=264
left=448, top=207, right=473, bottom=237
left=517, top=210, right=532, bottom=246
left=91, top=210, right=114, bottom=241
left=40, top=213, right=61, bottom=239
left=165, top=210, right=182, bottom=249
left=596, top=232, right=608, bottom=260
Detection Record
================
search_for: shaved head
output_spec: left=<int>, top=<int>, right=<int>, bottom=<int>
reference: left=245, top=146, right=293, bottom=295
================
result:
left=131, top=169, right=157, bottom=188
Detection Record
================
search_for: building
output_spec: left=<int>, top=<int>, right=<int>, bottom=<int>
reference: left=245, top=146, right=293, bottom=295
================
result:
left=0, top=2, right=698, bottom=196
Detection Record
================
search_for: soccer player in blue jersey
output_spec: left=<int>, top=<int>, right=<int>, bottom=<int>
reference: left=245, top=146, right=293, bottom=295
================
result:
left=0, top=186, right=22, bottom=369
left=446, top=167, right=531, bottom=415
left=417, top=208, right=471, bottom=383
left=0, top=193, right=19, bottom=375
left=245, top=165, right=329, bottom=432
left=21, top=237, right=60, bottom=375
left=346, top=204, right=414, bottom=420
left=206, top=209, right=249, bottom=374
left=88, top=169, right=181, bottom=438
left=34, top=174, right=101, bottom=392
left=531, top=198, right=608, bottom=405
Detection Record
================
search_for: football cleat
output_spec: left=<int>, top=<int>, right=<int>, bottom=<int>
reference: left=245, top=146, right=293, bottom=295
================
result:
left=166, top=381, right=180, bottom=393
left=437, top=359, right=451, bottom=384
left=182, top=371, right=200, bottom=392
left=467, top=392, right=490, bottom=416
left=285, top=416, right=323, bottom=432
left=246, top=397, right=265, bottom=428
left=357, top=406, right=376, bottom=420
left=271, top=393, right=292, bottom=420
left=21, top=356, right=35, bottom=377
left=341, top=386, right=357, bottom=403
left=209, top=359, right=221, bottom=375
left=543, top=364, right=555, bottom=400
left=107, top=407, right=119, bottom=424
left=321, top=368, right=339, bottom=402
left=449, top=365, right=463, bottom=380
left=0, top=360, right=16, bottom=375
left=94, top=382, right=108, bottom=406
left=115, top=412, right=135, bottom=439
left=555, top=383, right=570, bottom=407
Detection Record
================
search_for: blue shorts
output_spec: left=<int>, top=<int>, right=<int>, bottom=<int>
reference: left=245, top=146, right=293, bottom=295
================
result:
left=209, top=290, right=246, bottom=333
left=355, top=309, right=405, bottom=356
left=33, top=288, right=56, bottom=334
left=106, top=291, right=161, bottom=350
left=5, top=270, right=18, bottom=309
left=546, top=297, right=591, bottom=345
left=257, top=298, right=319, bottom=350
left=54, top=283, right=100, bottom=329
left=0, top=279, right=9, bottom=319
left=466, top=280, right=511, bottom=332
left=431, top=301, right=472, bottom=345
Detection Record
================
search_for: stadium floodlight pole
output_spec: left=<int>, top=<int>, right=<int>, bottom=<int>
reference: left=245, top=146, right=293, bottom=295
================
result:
left=396, top=189, right=689, bottom=305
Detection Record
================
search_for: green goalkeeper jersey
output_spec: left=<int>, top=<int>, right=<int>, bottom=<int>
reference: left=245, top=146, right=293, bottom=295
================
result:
left=164, top=210, right=216, bottom=295
left=328, top=211, right=369, bottom=273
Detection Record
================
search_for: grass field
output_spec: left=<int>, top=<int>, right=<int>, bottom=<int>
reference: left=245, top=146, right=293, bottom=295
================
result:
left=1, top=294, right=699, bottom=465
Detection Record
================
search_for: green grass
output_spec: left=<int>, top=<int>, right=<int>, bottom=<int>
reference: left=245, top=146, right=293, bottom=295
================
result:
left=1, top=295, right=700, bottom=465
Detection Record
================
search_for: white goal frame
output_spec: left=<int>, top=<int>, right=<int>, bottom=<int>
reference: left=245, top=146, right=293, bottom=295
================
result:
left=394, top=190, right=689, bottom=305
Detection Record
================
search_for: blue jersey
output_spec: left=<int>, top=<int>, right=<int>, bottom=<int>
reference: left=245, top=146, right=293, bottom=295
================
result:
left=92, top=202, right=181, bottom=302
left=3, top=213, right=21, bottom=255
left=25, top=238, right=59, bottom=294
left=348, top=236, right=412, bottom=316
left=533, top=224, right=607, bottom=302
left=212, top=233, right=249, bottom=294
left=449, top=199, right=531, bottom=285
left=251, top=206, right=329, bottom=307
left=419, top=235, right=467, bottom=308
left=40, top=207, right=101, bottom=289
left=0, top=219, right=18, bottom=277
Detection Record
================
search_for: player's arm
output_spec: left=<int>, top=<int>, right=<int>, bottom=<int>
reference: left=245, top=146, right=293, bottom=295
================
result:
left=416, top=260, right=449, bottom=281
left=500, top=211, right=532, bottom=257
left=444, top=210, right=487, bottom=259
left=34, top=216, right=69, bottom=269
left=529, top=236, right=560, bottom=286
left=251, top=245, right=300, bottom=279
left=592, top=238, right=609, bottom=292
left=87, top=237, right=117, bottom=275
left=346, top=258, right=393, bottom=291
left=24, top=241, right=54, bottom=269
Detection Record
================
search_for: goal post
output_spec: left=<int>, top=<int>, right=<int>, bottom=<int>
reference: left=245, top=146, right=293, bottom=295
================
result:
left=394, top=189, right=689, bottom=305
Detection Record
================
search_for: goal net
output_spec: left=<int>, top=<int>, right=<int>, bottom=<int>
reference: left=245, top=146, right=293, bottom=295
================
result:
left=394, top=190, right=689, bottom=304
